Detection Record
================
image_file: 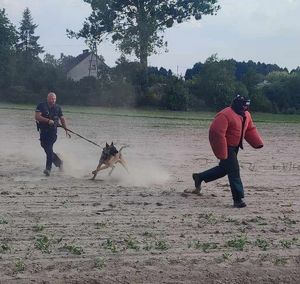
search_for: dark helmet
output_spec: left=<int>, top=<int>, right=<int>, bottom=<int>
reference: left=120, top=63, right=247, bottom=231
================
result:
left=231, top=94, right=250, bottom=113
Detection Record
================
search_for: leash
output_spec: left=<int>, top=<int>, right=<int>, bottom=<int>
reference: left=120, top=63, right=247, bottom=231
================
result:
left=58, top=125, right=102, bottom=148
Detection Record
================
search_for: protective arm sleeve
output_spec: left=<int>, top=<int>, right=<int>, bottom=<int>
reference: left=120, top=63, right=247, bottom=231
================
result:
left=244, top=114, right=264, bottom=148
left=209, top=113, right=228, bottom=160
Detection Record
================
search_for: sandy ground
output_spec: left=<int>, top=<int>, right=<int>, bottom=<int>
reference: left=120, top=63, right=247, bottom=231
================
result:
left=0, top=107, right=299, bottom=283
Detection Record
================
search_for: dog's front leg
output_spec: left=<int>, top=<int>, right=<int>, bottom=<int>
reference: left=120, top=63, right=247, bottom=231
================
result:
left=118, top=158, right=129, bottom=173
left=91, top=163, right=103, bottom=180
left=108, top=165, right=115, bottom=176
left=91, top=164, right=111, bottom=180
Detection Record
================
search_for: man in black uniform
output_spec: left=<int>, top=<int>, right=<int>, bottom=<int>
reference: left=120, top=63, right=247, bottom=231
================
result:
left=35, top=92, right=69, bottom=176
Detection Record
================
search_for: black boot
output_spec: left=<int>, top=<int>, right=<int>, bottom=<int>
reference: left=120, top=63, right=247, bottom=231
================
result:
left=233, top=200, right=247, bottom=208
left=192, top=173, right=202, bottom=191
left=43, top=169, right=51, bottom=176
left=53, top=153, right=62, bottom=168
left=184, top=173, right=202, bottom=195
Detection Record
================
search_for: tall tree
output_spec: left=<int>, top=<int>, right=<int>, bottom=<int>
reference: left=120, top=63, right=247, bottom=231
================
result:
left=0, top=9, right=17, bottom=50
left=43, top=53, right=58, bottom=67
left=70, top=0, right=220, bottom=69
left=17, top=7, right=44, bottom=60
left=189, top=55, right=246, bottom=110
left=0, top=9, right=17, bottom=88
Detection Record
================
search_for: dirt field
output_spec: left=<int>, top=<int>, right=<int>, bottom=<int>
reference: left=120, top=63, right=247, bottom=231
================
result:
left=0, top=106, right=299, bottom=283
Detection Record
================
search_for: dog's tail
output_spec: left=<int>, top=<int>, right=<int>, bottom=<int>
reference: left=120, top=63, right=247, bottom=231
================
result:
left=119, top=145, right=129, bottom=153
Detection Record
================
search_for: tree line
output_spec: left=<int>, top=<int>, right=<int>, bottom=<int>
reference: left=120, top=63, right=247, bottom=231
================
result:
left=0, top=5, right=299, bottom=113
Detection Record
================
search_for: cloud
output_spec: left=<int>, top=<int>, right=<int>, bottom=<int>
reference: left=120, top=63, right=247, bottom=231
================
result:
left=218, top=0, right=300, bottom=37
left=1, top=0, right=40, bottom=20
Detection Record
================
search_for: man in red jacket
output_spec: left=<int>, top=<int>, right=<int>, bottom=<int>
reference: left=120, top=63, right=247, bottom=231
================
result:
left=189, top=95, right=264, bottom=208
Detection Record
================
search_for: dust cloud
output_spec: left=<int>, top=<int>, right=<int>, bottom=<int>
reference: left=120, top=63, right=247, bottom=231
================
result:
left=1, top=126, right=170, bottom=187
left=55, top=139, right=170, bottom=186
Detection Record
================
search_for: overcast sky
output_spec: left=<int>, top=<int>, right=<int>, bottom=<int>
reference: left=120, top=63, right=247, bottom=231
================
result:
left=1, top=0, right=299, bottom=76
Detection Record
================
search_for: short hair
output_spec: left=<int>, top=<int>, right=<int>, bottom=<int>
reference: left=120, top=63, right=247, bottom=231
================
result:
left=47, top=92, right=56, bottom=98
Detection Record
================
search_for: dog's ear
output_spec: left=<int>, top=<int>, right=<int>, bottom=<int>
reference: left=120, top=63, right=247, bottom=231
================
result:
left=111, top=142, right=114, bottom=146
left=106, top=142, right=109, bottom=148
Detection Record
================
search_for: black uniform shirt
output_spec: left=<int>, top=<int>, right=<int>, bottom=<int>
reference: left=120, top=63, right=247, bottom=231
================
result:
left=35, top=102, right=63, bottom=133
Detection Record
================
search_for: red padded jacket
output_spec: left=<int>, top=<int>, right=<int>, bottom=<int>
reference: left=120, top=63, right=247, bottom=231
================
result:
left=209, top=107, right=264, bottom=160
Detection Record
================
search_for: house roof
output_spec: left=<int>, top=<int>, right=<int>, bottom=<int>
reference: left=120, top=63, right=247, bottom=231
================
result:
left=65, top=51, right=92, bottom=72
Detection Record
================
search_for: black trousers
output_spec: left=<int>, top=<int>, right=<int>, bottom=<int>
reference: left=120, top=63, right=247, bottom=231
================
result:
left=40, top=131, right=61, bottom=170
left=199, top=147, right=244, bottom=201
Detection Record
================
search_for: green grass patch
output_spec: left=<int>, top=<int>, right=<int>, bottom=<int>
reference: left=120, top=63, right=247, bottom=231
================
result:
left=255, top=238, right=270, bottom=251
left=0, top=217, right=8, bottom=224
left=94, top=257, right=106, bottom=270
left=227, top=235, right=248, bottom=251
left=124, top=237, right=140, bottom=251
left=35, top=235, right=51, bottom=253
left=278, top=215, right=297, bottom=226
left=15, top=259, right=25, bottom=273
left=0, top=243, right=11, bottom=253
left=274, top=257, right=288, bottom=266
left=198, top=212, right=218, bottom=225
left=191, top=241, right=218, bottom=252
left=154, top=240, right=169, bottom=251
left=252, top=112, right=300, bottom=123
left=1, top=102, right=299, bottom=123
left=33, top=224, right=45, bottom=232
left=248, top=216, right=268, bottom=226
left=280, top=238, right=298, bottom=249
left=102, top=239, right=118, bottom=253
left=63, top=244, right=83, bottom=255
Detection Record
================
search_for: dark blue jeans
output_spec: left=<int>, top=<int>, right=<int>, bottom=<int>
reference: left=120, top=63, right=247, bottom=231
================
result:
left=40, top=131, right=57, bottom=171
left=199, top=147, right=244, bottom=201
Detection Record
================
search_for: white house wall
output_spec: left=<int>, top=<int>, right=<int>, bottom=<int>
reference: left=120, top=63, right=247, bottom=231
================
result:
left=67, top=54, right=98, bottom=81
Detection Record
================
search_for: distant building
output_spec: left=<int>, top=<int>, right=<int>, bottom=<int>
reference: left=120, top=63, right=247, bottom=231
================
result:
left=66, top=49, right=107, bottom=81
left=256, top=80, right=271, bottom=88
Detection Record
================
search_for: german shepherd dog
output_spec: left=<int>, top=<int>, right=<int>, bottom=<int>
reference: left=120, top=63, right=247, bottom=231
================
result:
left=91, top=142, right=129, bottom=180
